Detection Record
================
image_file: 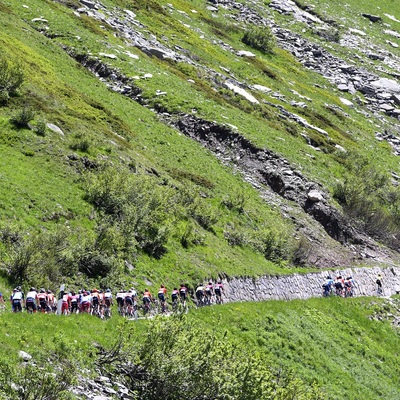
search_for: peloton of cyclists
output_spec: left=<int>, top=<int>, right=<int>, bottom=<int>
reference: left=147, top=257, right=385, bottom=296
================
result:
left=4, top=278, right=226, bottom=316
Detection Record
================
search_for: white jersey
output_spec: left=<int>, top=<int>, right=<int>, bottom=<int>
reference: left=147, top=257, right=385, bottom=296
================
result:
left=80, top=294, right=91, bottom=304
left=12, top=291, right=23, bottom=300
left=26, top=291, right=37, bottom=301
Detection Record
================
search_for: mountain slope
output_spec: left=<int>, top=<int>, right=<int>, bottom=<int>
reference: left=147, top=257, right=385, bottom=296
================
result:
left=0, top=0, right=400, bottom=286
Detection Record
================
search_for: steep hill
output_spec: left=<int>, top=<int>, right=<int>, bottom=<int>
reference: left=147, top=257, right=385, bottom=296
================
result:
left=1, top=0, right=400, bottom=292
left=1, top=0, right=400, bottom=398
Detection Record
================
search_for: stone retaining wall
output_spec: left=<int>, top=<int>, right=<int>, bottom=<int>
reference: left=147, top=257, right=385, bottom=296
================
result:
left=222, top=267, right=400, bottom=302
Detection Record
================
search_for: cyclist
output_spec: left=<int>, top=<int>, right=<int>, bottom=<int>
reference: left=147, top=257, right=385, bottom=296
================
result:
left=322, top=276, right=334, bottom=297
left=37, top=288, right=48, bottom=312
left=0, top=291, right=4, bottom=309
left=104, top=288, right=113, bottom=317
left=142, top=289, right=153, bottom=314
left=124, top=289, right=136, bottom=317
left=376, top=274, right=383, bottom=295
left=12, top=286, right=24, bottom=312
left=70, top=291, right=79, bottom=314
left=91, top=289, right=101, bottom=315
left=205, top=281, right=214, bottom=305
left=334, top=276, right=344, bottom=297
left=179, top=283, right=188, bottom=306
left=214, top=280, right=224, bottom=304
left=344, top=277, right=355, bottom=297
left=47, top=289, right=56, bottom=313
left=116, top=289, right=126, bottom=315
left=171, top=287, right=179, bottom=310
left=158, top=285, right=168, bottom=313
left=195, top=283, right=205, bottom=306
left=61, top=290, right=71, bottom=315
left=80, top=291, right=91, bottom=313
left=25, top=287, right=38, bottom=313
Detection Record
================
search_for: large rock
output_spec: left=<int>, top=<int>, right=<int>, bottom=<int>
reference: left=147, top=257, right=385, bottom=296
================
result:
left=223, top=82, right=259, bottom=104
left=308, top=190, right=324, bottom=202
left=370, top=78, right=400, bottom=93
left=18, top=351, right=32, bottom=361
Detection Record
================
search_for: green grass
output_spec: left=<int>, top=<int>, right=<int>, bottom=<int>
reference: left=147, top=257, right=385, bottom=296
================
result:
left=192, top=297, right=400, bottom=399
left=0, top=0, right=399, bottom=289
left=0, top=297, right=399, bottom=399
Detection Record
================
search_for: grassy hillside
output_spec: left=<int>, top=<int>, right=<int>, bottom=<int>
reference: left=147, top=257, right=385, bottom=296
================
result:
left=1, top=0, right=400, bottom=397
left=1, top=297, right=399, bottom=399
left=0, top=0, right=400, bottom=293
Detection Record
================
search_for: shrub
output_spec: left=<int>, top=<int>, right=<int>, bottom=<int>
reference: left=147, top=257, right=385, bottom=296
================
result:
left=97, top=316, right=324, bottom=400
left=313, top=27, right=340, bottom=43
left=35, top=120, right=47, bottom=136
left=242, top=25, right=276, bottom=54
left=84, top=167, right=175, bottom=258
left=0, top=357, right=76, bottom=400
left=69, top=139, right=90, bottom=153
left=0, top=88, right=9, bottom=105
left=333, top=152, right=400, bottom=244
left=0, top=56, right=24, bottom=100
left=3, top=227, right=77, bottom=288
left=10, top=106, right=35, bottom=128
left=221, top=189, right=249, bottom=213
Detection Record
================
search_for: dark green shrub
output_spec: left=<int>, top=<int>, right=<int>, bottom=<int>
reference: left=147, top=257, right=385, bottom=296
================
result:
left=0, top=88, right=9, bottom=105
left=10, top=106, right=35, bottom=128
left=35, top=120, right=47, bottom=136
left=242, top=25, right=276, bottom=54
left=69, top=139, right=90, bottom=153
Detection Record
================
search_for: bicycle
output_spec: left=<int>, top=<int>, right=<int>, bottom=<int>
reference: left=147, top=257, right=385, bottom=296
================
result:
left=103, top=305, right=112, bottom=319
left=26, top=302, right=35, bottom=314
left=322, top=284, right=333, bottom=297
left=172, top=297, right=179, bottom=312
left=126, top=302, right=138, bottom=319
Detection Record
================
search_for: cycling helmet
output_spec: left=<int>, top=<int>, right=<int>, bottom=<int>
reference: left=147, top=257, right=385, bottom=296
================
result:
left=40, top=288, right=45, bottom=293
left=16, top=286, right=21, bottom=291
left=106, top=288, right=111, bottom=293
left=30, top=287, right=36, bottom=291
left=47, top=289, right=52, bottom=294
left=161, top=284, right=165, bottom=288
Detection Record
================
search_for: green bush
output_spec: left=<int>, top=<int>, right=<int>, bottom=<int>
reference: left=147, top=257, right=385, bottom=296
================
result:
left=242, top=25, right=276, bottom=54
left=35, top=120, right=47, bottom=136
left=97, top=316, right=324, bottom=400
left=10, top=106, right=35, bottom=128
left=333, top=151, right=400, bottom=244
left=0, top=357, right=76, bottom=400
left=0, top=56, right=24, bottom=101
left=69, top=139, right=90, bottom=153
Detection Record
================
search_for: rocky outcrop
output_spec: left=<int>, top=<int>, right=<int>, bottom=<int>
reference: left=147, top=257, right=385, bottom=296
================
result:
left=222, top=266, right=400, bottom=302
